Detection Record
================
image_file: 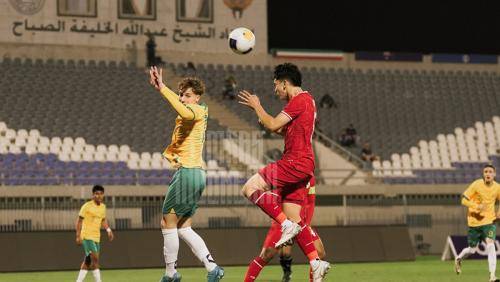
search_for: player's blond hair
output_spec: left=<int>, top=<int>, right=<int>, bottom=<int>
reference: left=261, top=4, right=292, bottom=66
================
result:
left=178, top=77, right=205, bottom=96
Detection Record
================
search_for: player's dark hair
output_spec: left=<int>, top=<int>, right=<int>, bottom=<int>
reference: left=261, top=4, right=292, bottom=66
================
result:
left=274, top=63, right=302, bottom=87
left=178, top=77, right=205, bottom=96
left=92, top=185, right=104, bottom=193
left=484, top=164, right=496, bottom=171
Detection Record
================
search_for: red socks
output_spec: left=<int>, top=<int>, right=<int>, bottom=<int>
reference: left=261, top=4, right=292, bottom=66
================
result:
left=244, top=256, right=267, bottom=282
left=249, top=190, right=287, bottom=223
left=295, top=221, right=319, bottom=261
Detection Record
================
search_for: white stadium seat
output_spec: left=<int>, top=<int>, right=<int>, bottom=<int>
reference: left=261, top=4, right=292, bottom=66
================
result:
left=17, top=129, right=28, bottom=138
left=118, top=152, right=129, bottom=162
left=119, top=145, right=131, bottom=153
left=96, top=145, right=107, bottom=154
left=51, top=137, right=62, bottom=146
left=108, top=145, right=119, bottom=154
left=141, top=152, right=152, bottom=161
left=28, top=129, right=40, bottom=138
left=70, top=152, right=82, bottom=161
left=74, top=137, right=86, bottom=146
left=63, top=137, right=74, bottom=146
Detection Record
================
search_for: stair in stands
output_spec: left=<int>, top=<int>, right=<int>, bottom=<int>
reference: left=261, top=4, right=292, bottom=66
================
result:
left=202, top=94, right=257, bottom=132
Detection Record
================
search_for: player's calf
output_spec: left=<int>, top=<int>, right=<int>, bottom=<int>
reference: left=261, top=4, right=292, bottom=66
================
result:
left=314, top=237, right=326, bottom=259
left=279, top=255, right=293, bottom=282
left=90, top=253, right=100, bottom=270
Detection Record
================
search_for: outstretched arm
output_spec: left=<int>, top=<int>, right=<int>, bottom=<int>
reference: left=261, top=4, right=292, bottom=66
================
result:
left=149, top=66, right=195, bottom=120
left=239, top=90, right=290, bottom=131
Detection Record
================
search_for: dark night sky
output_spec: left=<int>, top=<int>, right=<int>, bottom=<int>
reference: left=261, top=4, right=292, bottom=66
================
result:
left=268, top=0, right=500, bottom=54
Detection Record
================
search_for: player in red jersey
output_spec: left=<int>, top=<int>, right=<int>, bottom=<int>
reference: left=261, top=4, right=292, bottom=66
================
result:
left=239, top=63, right=330, bottom=281
left=244, top=177, right=326, bottom=282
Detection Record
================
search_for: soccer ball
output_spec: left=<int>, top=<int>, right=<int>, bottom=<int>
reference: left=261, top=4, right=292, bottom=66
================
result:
left=228, top=27, right=255, bottom=55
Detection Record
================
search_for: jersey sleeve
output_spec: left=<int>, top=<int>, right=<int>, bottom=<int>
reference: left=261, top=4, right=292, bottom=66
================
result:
left=78, top=203, right=87, bottom=218
left=101, top=204, right=107, bottom=220
left=463, top=182, right=476, bottom=200
left=281, top=95, right=305, bottom=120
left=186, top=104, right=207, bottom=121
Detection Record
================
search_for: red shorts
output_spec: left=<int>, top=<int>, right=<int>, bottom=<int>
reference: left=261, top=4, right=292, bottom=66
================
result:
left=259, top=159, right=312, bottom=205
left=262, top=221, right=320, bottom=249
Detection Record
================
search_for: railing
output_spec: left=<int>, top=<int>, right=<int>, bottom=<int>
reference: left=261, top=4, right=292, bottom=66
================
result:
left=0, top=186, right=467, bottom=231
left=313, top=129, right=366, bottom=168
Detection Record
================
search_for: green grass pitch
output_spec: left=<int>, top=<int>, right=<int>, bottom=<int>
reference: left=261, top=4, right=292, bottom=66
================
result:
left=0, top=256, right=492, bottom=281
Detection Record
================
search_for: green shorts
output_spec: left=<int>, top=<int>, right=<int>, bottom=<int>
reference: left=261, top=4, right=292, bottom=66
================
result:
left=82, top=239, right=100, bottom=256
left=468, top=224, right=496, bottom=247
left=162, top=167, right=206, bottom=217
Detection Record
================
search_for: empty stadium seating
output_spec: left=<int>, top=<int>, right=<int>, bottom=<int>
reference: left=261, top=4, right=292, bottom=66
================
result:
left=0, top=123, right=246, bottom=186
left=182, top=63, right=500, bottom=161
left=0, top=58, right=245, bottom=185
left=2, top=58, right=500, bottom=185
left=176, top=63, right=500, bottom=184
left=373, top=117, right=500, bottom=184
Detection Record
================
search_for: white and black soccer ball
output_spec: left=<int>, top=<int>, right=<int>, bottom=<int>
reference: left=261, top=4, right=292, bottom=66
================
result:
left=228, top=27, right=255, bottom=55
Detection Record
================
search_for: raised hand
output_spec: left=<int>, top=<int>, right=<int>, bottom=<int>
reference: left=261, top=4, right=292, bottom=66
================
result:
left=149, top=66, right=165, bottom=90
left=238, top=90, right=261, bottom=110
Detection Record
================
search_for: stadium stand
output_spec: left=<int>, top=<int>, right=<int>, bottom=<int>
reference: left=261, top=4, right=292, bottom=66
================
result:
left=0, top=58, right=245, bottom=185
left=374, top=116, right=500, bottom=184
left=184, top=63, right=500, bottom=159
left=176, top=63, right=500, bottom=184
left=2, top=58, right=499, bottom=185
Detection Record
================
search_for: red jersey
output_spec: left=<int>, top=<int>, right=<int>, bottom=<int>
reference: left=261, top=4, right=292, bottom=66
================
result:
left=280, top=92, right=317, bottom=175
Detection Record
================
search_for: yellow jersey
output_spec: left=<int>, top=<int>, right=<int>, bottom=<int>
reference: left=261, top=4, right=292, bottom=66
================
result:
left=463, top=179, right=500, bottom=227
left=163, top=103, right=208, bottom=168
left=79, top=200, right=106, bottom=242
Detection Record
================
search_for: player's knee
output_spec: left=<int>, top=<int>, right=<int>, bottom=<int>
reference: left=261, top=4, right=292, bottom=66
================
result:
left=242, top=174, right=268, bottom=198
left=242, top=182, right=256, bottom=198
left=280, top=246, right=292, bottom=258
left=486, top=242, right=495, bottom=251
left=260, top=247, right=277, bottom=263
left=160, top=218, right=167, bottom=229
left=470, top=246, right=478, bottom=254
left=84, top=255, right=92, bottom=267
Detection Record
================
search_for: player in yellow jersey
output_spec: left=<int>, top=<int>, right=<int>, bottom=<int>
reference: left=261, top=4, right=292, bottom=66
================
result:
left=75, top=185, right=114, bottom=282
left=149, top=66, right=224, bottom=282
left=455, top=165, right=500, bottom=282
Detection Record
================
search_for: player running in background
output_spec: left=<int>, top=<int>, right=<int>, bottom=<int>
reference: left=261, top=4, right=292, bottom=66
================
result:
left=244, top=177, right=326, bottom=282
left=75, top=185, right=114, bottom=282
left=239, top=63, right=330, bottom=281
left=149, top=67, right=224, bottom=282
left=455, top=165, right=500, bottom=282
